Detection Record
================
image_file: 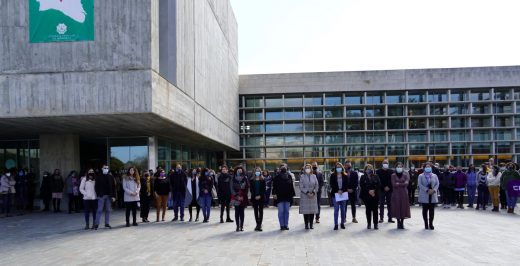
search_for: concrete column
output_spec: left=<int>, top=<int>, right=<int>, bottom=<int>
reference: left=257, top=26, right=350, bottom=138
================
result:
left=39, top=134, right=80, bottom=210
left=148, top=136, right=158, bottom=171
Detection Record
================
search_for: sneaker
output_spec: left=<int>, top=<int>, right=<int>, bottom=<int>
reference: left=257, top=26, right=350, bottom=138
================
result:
left=315, top=219, right=320, bottom=224
left=105, top=224, right=112, bottom=229
left=226, top=218, right=234, bottom=223
left=352, top=218, right=358, bottom=223
left=171, top=217, right=178, bottom=222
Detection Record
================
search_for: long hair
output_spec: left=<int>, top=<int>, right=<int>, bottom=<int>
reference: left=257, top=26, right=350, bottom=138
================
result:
left=251, top=166, right=264, bottom=180
left=127, top=166, right=141, bottom=185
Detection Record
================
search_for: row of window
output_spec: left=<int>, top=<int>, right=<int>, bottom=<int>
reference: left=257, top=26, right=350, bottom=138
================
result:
left=242, top=130, right=515, bottom=146
left=229, top=143, right=517, bottom=160
left=242, top=88, right=520, bottom=108
left=241, top=117, right=517, bottom=133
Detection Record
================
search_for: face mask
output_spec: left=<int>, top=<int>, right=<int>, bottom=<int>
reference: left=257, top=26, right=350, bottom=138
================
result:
left=160, top=173, right=165, bottom=177
left=102, top=169, right=109, bottom=175
left=367, top=169, right=373, bottom=175
left=205, top=171, right=209, bottom=176
left=382, top=164, right=389, bottom=169
left=410, top=167, right=415, bottom=171
left=237, top=172, right=242, bottom=176
left=177, top=168, right=182, bottom=172
left=396, top=167, right=403, bottom=173
left=312, top=166, right=318, bottom=171
left=305, top=169, right=311, bottom=174
left=424, top=167, right=432, bottom=173
left=280, top=168, right=287, bottom=173
left=336, top=168, right=342, bottom=173
left=6, top=173, right=11, bottom=177
left=192, top=171, right=197, bottom=175
left=345, top=166, right=351, bottom=170
left=255, top=171, right=261, bottom=176
left=500, top=167, right=506, bottom=171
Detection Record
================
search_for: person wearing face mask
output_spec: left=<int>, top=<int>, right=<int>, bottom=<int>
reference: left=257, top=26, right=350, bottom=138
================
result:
left=418, top=162, right=439, bottom=230
left=311, top=161, right=324, bottom=224
left=408, top=166, right=418, bottom=206
left=453, top=166, right=467, bottom=209
left=360, top=164, right=381, bottom=230
left=66, top=170, right=81, bottom=214
left=217, top=165, right=234, bottom=223
left=140, top=171, right=153, bottom=223
left=376, top=160, right=395, bottom=223
left=299, top=164, right=319, bottom=230
left=80, top=169, right=97, bottom=229
left=329, top=162, right=348, bottom=230
left=390, top=162, right=411, bottom=229
left=154, top=170, right=170, bottom=222
left=51, top=169, right=64, bottom=213
left=231, top=166, right=249, bottom=231
left=263, top=170, right=273, bottom=209
left=486, top=166, right=502, bottom=212
left=272, top=163, right=296, bottom=231
left=465, top=164, right=477, bottom=208
left=500, top=162, right=520, bottom=214
left=198, top=168, right=214, bottom=223
left=123, top=167, right=141, bottom=227
left=250, top=167, right=266, bottom=231
left=439, top=165, right=455, bottom=209
left=344, top=160, right=359, bottom=224
left=185, top=168, right=201, bottom=222
left=498, top=163, right=508, bottom=210
left=169, top=164, right=187, bottom=222
left=1, top=170, right=16, bottom=217
left=476, top=164, right=489, bottom=211
left=94, top=165, right=116, bottom=229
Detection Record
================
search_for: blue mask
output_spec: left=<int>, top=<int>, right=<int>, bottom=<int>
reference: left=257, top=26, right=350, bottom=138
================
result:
left=336, top=168, right=343, bottom=173
left=255, top=171, right=261, bottom=176
left=424, top=167, right=432, bottom=173
left=237, top=172, right=241, bottom=177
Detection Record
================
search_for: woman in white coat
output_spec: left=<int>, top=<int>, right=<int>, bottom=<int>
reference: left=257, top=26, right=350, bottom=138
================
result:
left=299, top=164, right=319, bottom=230
left=123, top=167, right=141, bottom=227
left=185, top=168, right=200, bottom=222
left=418, top=162, right=439, bottom=230
left=80, top=169, right=97, bottom=230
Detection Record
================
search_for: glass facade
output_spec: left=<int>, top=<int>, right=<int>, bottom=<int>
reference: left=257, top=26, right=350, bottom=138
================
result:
left=157, top=140, right=218, bottom=171
left=234, top=88, right=519, bottom=172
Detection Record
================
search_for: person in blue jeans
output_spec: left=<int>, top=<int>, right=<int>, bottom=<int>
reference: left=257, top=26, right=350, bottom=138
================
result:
left=465, top=165, right=477, bottom=208
left=329, top=162, right=349, bottom=230
left=94, top=164, right=115, bottom=229
left=263, top=170, right=272, bottom=208
left=198, top=168, right=214, bottom=223
left=272, top=163, right=295, bottom=231
left=170, top=164, right=187, bottom=222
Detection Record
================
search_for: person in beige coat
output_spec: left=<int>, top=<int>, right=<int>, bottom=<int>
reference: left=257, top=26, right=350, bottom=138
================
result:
left=299, top=164, right=319, bottom=230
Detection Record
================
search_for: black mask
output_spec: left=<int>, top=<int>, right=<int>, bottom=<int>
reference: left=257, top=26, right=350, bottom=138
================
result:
left=281, top=168, right=287, bottom=173
left=312, top=167, right=317, bottom=170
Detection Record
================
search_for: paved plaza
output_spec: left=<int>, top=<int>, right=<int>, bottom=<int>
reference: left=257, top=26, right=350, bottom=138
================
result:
left=1, top=206, right=519, bottom=266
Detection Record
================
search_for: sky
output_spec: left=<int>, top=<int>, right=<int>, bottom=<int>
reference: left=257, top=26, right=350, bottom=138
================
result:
left=230, top=0, right=520, bottom=74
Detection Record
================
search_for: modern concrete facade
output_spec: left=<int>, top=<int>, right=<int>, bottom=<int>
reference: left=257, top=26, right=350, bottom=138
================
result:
left=0, top=0, right=238, bottom=180
left=233, top=66, right=520, bottom=172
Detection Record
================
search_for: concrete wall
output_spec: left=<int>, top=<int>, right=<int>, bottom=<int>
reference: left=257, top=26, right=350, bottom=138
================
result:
left=40, top=134, right=80, bottom=177
left=239, top=66, right=520, bottom=95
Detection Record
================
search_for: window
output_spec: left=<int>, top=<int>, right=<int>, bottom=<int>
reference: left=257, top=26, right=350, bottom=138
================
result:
left=346, top=108, right=363, bottom=117
left=366, top=94, right=384, bottom=104
left=452, top=143, right=469, bottom=154
left=450, top=90, right=467, bottom=102
left=494, top=89, right=511, bottom=100
left=429, top=118, right=448, bottom=128
left=284, top=96, right=302, bottom=107
left=284, top=108, right=303, bottom=119
left=345, top=121, right=364, bottom=131
left=388, top=132, right=404, bottom=142
left=430, top=144, right=448, bottom=155
left=470, top=89, right=491, bottom=101
left=304, top=134, right=323, bottom=145
left=367, top=119, right=385, bottom=130
left=242, top=123, right=264, bottom=133
left=265, top=96, right=283, bottom=107
left=430, top=105, right=447, bottom=115
left=495, top=117, right=513, bottom=127
left=265, top=110, right=283, bottom=120
left=304, top=108, right=323, bottom=119
left=431, top=131, right=448, bottom=142
left=367, top=133, right=385, bottom=143
left=428, top=91, right=448, bottom=102
left=408, top=92, right=426, bottom=103
left=345, top=145, right=365, bottom=157
left=388, top=106, right=404, bottom=116
left=368, top=145, right=385, bottom=156
left=473, top=130, right=491, bottom=141
left=386, top=93, right=405, bottom=104
left=284, top=122, right=303, bottom=132
left=245, top=148, right=264, bottom=159
left=449, top=104, right=468, bottom=115
left=408, top=106, right=426, bottom=116
left=409, top=118, right=426, bottom=129
left=304, top=95, right=323, bottom=106
left=471, top=117, right=491, bottom=127
left=245, top=110, right=262, bottom=120
left=325, top=134, right=344, bottom=144
left=265, top=136, right=284, bottom=146
left=347, top=133, right=364, bottom=143
left=304, top=146, right=324, bottom=157
left=409, top=144, right=426, bottom=155
left=325, top=120, right=343, bottom=131
left=265, top=148, right=284, bottom=159
left=472, top=143, right=491, bottom=154
left=494, top=103, right=512, bottom=113
left=286, top=147, right=304, bottom=157
left=345, top=94, right=363, bottom=105
left=472, top=104, right=491, bottom=114
left=245, top=97, right=263, bottom=108
left=451, top=118, right=468, bottom=128
left=496, top=142, right=512, bottom=153
left=265, top=123, right=283, bottom=133
left=325, top=94, right=342, bottom=105
left=451, top=131, right=469, bottom=141
left=495, top=130, right=513, bottom=141
left=324, top=107, right=343, bottom=118
left=366, top=107, right=385, bottom=117
left=408, top=132, right=427, bottom=142
left=388, top=145, right=405, bottom=156
left=285, top=135, right=303, bottom=145
left=244, top=136, right=264, bottom=146
left=387, top=119, right=405, bottom=129
left=304, top=121, right=324, bottom=132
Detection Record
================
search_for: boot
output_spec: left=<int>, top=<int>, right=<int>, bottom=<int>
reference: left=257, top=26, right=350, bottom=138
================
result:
left=492, top=206, right=499, bottom=212
left=429, top=220, right=434, bottom=230
left=84, top=222, right=90, bottom=230
left=424, top=220, right=429, bottom=230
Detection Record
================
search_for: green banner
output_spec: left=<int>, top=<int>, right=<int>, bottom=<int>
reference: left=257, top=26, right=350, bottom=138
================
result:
left=29, top=0, right=94, bottom=43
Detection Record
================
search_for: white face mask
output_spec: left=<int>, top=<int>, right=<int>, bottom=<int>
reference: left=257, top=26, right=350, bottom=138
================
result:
left=382, top=164, right=389, bottom=169
left=102, top=169, right=109, bottom=175
left=5, top=173, right=11, bottom=177
left=396, top=167, right=403, bottom=173
left=305, top=168, right=311, bottom=174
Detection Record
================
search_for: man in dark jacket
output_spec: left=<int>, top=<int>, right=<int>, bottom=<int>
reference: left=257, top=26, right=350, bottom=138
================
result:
left=311, top=161, right=324, bottom=223
left=345, top=160, right=359, bottom=223
left=94, top=164, right=116, bottom=229
left=217, top=165, right=234, bottom=223
left=376, top=159, right=395, bottom=223
left=170, top=164, right=187, bottom=221
left=272, top=163, right=296, bottom=230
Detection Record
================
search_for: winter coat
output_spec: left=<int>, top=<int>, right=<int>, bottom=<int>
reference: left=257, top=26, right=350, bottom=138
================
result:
left=390, top=172, right=411, bottom=219
left=418, top=173, right=439, bottom=204
left=298, top=173, right=319, bottom=214
left=123, top=176, right=141, bottom=202
left=79, top=177, right=97, bottom=200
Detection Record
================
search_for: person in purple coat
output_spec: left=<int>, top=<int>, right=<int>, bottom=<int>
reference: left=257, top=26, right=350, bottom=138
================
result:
left=453, top=166, right=468, bottom=209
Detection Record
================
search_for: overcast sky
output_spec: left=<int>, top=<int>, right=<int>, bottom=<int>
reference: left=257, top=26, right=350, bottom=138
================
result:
left=230, top=0, right=520, bottom=74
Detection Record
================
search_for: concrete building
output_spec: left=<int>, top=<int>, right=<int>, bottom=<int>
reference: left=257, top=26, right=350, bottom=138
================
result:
left=232, top=66, right=520, bottom=173
left=0, top=0, right=239, bottom=179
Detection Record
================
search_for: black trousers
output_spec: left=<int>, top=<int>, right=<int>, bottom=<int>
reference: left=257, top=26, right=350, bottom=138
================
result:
left=455, top=191, right=464, bottom=206
left=365, top=198, right=378, bottom=226
left=408, top=186, right=416, bottom=204
left=125, top=201, right=137, bottom=224
left=348, top=190, right=357, bottom=218
left=68, top=193, right=81, bottom=212
left=220, top=199, right=231, bottom=220
left=422, top=203, right=435, bottom=225
left=189, top=203, right=200, bottom=219
left=43, top=197, right=51, bottom=211
left=316, top=191, right=322, bottom=219
left=140, top=195, right=151, bottom=219
left=252, top=200, right=264, bottom=227
left=83, top=199, right=97, bottom=225
left=499, top=188, right=507, bottom=208
left=303, top=214, right=314, bottom=227
left=235, top=205, right=245, bottom=228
